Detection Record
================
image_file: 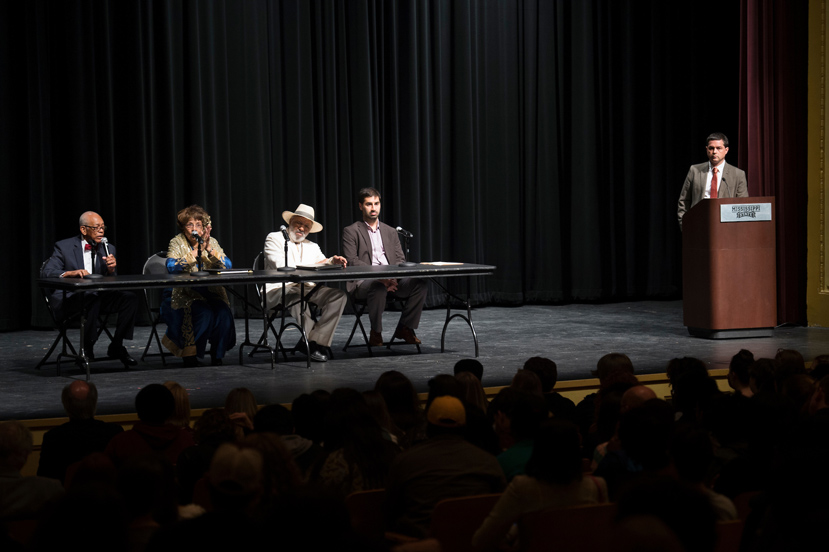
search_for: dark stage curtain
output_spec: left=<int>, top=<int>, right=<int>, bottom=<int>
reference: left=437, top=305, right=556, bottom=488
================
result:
left=0, top=0, right=802, bottom=331
left=738, top=0, right=809, bottom=325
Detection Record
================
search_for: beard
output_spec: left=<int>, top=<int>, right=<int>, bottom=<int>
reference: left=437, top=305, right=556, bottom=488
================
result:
left=289, top=229, right=306, bottom=243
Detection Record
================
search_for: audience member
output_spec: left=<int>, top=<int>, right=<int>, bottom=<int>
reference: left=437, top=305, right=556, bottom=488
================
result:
left=362, top=390, right=401, bottom=445
left=176, top=408, right=236, bottom=505
left=575, top=352, right=636, bottom=438
left=375, top=370, right=426, bottom=448
left=162, top=381, right=192, bottom=432
left=454, top=358, right=484, bottom=382
left=314, top=388, right=399, bottom=497
left=669, top=361, right=720, bottom=424
left=510, top=369, right=543, bottom=398
left=106, top=384, right=195, bottom=468
left=594, top=398, right=674, bottom=500
left=591, top=385, right=657, bottom=470
left=428, top=374, right=499, bottom=456
left=253, top=403, right=325, bottom=478
left=385, top=396, right=506, bottom=538
left=291, top=392, right=329, bottom=445
left=149, top=443, right=268, bottom=549
left=522, top=356, right=576, bottom=422
left=472, top=420, right=607, bottom=551
left=37, top=380, right=124, bottom=483
left=240, top=432, right=301, bottom=505
left=727, top=349, right=754, bottom=398
left=117, top=453, right=179, bottom=549
left=456, top=371, right=489, bottom=413
left=774, top=348, right=806, bottom=382
left=489, top=388, right=549, bottom=481
left=669, top=425, right=737, bottom=521
left=0, top=421, right=65, bottom=520
left=224, top=387, right=257, bottom=440
left=809, top=354, right=829, bottom=380
left=615, top=477, right=718, bottom=552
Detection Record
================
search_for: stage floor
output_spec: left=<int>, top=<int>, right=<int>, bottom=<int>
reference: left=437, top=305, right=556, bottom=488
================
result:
left=2, top=300, right=828, bottom=420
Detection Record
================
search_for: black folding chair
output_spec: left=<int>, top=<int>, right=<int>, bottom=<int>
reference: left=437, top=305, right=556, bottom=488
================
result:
left=37, top=260, right=114, bottom=376
left=140, top=251, right=174, bottom=365
left=342, top=293, right=421, bottom=355
left=246, top=251, right=329, bottom=364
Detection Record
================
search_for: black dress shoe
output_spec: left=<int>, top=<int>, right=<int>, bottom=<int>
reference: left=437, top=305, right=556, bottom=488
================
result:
left=210, top=353, right=223, bottom=366
left=107, top=345, right=138, bottom=367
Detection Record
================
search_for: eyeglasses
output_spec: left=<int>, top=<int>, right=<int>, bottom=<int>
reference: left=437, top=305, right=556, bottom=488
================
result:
left=185, top=223, right=204, bottom=230
left=83, top=225, right=107, bottom=232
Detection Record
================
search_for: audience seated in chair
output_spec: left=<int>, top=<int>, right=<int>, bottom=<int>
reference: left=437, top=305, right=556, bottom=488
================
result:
left=105, top=384, right=195, bottom=468
left=385, top=395, right=506, bottom=539
left=523, top=356, right=577, bottom=423
left=0, top=421, right=65, bottom=521
left=472, top=420, right=608, bottom=552
left=37, top=380, right=124, bottom=484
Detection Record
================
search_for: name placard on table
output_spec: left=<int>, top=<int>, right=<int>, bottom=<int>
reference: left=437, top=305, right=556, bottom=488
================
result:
left=720, top=203, right=772, bottom=223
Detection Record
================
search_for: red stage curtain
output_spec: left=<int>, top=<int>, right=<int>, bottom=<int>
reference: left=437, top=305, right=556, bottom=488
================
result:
left=738, top=0, right=809, bottom=324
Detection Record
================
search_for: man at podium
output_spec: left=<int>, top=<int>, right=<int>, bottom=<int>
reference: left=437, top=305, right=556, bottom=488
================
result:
left=677, top=132, right=748, bottom=229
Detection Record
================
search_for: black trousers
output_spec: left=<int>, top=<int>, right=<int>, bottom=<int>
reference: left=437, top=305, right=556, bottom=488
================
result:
left=61, top=290, right=139, bottom=348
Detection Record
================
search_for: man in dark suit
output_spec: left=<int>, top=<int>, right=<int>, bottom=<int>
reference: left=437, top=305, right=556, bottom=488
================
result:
left=342, top=187, right=427, bottom=346
left=41, top=211, right=138, bottom=365
left=677, top=132, right=748, bottom=229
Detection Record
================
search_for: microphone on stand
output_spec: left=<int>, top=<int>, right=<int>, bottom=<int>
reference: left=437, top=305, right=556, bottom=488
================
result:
left=191, top=231, right=208, bottom=277
left=396, top=227, right=417, bottom=267
left=278, top=225, right=295, bottom=272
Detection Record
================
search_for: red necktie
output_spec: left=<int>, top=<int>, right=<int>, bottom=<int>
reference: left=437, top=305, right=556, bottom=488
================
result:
left=84, top=243, right=93, bottom=251
left=711, top=168, right=718, bottom=199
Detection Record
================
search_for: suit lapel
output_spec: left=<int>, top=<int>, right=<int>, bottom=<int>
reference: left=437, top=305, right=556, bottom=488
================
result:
left=720, top=163, right=734, bottom=197
left=73, top=237, right=86, bottom=272
left=358, top=223, right=372, bottom=261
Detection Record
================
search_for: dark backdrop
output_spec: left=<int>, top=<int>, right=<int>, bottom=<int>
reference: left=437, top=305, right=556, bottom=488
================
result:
left=0, top=0, right=804, bottom=330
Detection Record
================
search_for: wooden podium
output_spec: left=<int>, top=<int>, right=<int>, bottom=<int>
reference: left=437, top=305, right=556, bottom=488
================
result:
left=682, top=197, right=776, bottom=338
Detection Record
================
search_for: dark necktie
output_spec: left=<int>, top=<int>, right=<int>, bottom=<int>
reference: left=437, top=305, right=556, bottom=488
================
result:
left=711, top=168, right=718, bottom=199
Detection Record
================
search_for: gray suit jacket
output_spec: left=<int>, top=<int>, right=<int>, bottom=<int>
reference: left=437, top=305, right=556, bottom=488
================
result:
left=677, top=161, right=748, bottom=228
left=341, top=221, right=405, bottom=293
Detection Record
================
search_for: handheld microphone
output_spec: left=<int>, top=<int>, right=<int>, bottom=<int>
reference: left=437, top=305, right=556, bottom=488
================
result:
left=280, top=225, right=289, bottom=239
left=101, top=237, right=111, bottom=257
left=191, top=231, right=204, bottom=244
left=396, top=226, right=414, bottom=239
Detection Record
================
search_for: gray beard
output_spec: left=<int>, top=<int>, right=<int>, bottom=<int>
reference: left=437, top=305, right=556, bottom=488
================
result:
left=289, top=230, right=306, bottom=243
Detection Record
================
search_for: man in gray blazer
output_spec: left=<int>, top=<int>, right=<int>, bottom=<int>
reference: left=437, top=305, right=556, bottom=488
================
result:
left=342, top=187, right=427, bottom=346
left=677, top=132, right=748, bottom=229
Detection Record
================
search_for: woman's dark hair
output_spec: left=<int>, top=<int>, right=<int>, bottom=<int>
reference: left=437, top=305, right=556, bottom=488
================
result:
left=322, top=388, right=398, bottom=489
left=525, top=420, right=583, bottom=485
left=375, top=370, right=423, bottom=433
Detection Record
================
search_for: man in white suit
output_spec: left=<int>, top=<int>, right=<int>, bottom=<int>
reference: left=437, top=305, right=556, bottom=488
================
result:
left=263, top=204, right=347, bottom=362
left=677, top=132, right=748, bottom=229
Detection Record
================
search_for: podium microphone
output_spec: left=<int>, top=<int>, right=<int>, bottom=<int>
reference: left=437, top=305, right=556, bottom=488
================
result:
left=396, top=227, right=417, bottom=267
left=191, top=231, right=204, bottom=244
